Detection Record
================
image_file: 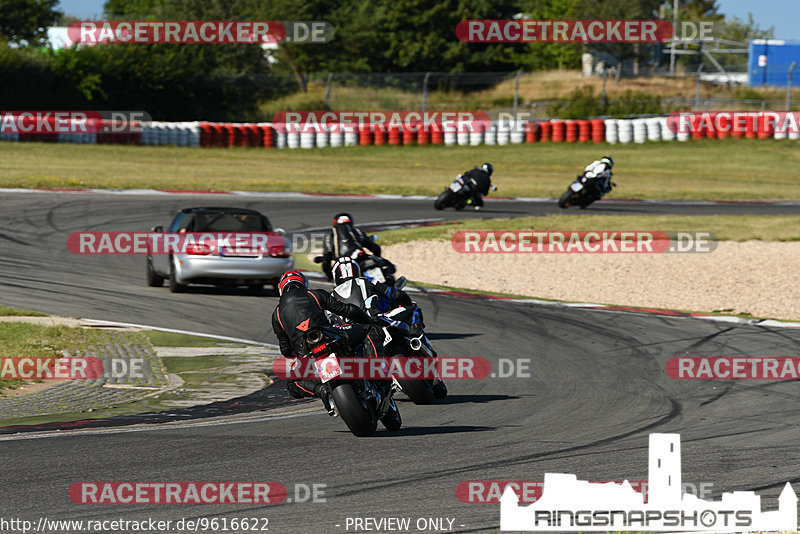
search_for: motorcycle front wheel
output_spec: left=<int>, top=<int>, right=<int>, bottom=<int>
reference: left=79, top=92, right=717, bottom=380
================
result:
left=331, top=382, right=378, bottom=437
left=397, top=378, right=435, bottom=404
left=434, top=190, right=453, bottom=210
left=558, top=189, right=574, bottom=208
left=379, top=397, right=402, bottom=431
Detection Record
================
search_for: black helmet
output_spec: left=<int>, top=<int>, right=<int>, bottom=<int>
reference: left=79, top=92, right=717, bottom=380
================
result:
left=600, top=156, right=614, bottom=169
left=332, top=213, right=353, bottom=226
left=481, top=162, right=493, bottom=176
left=278, top=270, right=308, bottom=295
left=332, top=257, right=361, bottom=286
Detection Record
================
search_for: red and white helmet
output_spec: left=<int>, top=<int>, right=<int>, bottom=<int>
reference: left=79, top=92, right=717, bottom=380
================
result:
left=278, top=270, right=308, bottom=295
left=332, top=212, right=353, bottom=226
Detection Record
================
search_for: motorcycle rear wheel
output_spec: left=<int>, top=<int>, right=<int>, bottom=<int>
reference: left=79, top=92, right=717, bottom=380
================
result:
left=331, top=383, right=378, bottom=437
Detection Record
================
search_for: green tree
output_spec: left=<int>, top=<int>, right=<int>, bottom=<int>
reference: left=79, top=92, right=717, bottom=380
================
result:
left=574, top=0, right=663, bottom=80
left=515, top=0, right=582, bottom=70
left=0, top=0, right=61, bottom=46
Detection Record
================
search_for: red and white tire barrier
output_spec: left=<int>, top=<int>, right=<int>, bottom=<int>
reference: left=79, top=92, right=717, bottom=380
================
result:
left=2, top=113, right=799, bottom=148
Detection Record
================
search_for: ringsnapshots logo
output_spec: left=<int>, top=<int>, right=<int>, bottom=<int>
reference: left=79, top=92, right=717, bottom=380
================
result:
left=452, top=231, right=716, bottom=254
left=499, top=433, right=797, bottom=532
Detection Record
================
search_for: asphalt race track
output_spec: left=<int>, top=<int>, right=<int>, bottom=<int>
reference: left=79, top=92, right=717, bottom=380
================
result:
left=1, top=192, right=800, bottom=533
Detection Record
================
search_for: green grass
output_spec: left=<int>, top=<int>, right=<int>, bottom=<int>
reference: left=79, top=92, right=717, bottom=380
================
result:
left=142, top=330, right=245, bottom=348
left=0, top=323, right=86, bottom=391
left=3, top=139, right=800, bottom=200
left=0, top=305, right=47, bottom=317
left=160, top=354, right=238, bottom=374
left=377, top=214, right=800, bottom=245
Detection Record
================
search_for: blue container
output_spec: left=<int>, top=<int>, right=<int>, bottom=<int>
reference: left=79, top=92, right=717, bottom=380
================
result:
left=749, top=39, right=800, bottom=87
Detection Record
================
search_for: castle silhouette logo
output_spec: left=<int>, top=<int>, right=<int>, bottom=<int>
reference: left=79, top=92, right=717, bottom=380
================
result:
left=500, top=433, right=797, bottom=532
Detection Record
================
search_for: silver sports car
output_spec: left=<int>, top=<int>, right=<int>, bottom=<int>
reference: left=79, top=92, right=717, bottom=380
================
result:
left=146, top=206, right=294, bottom=293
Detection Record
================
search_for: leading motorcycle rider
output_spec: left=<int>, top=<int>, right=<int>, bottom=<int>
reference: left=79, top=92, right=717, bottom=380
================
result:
left=581, top=155, right=614, bottom=195
left=330, top=257, right=447, bottom=399
left=320, top=213, right=382, bottom=281
left=271, top=270, right=384, bottom=403
left=459, top=162, right=494, bottom=210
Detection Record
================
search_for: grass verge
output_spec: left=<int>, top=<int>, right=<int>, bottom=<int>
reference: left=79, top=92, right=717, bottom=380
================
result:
left=3, top=139, right=800, bottom=200
left=0, top=323, right=85, bottom=391
left=0, top=324, right=273, bottom=427
left=376, top=214, right=800, bottom=245
left=0, top=305, right=47, bottom=317
left=143, top=330, right=246, bottom=348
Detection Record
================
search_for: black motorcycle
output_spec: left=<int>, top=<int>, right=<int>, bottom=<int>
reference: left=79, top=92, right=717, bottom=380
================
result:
left=326, top=284, right=445, bottom=405
left=434, top=175, right=496, bottom=210
left=373, top=300, right=443, bottom=405
left=300, top=325, right=402, bottom=437
left=434, top=175, right=472, bottom=210
left=558, top=174, right=616, bottom=209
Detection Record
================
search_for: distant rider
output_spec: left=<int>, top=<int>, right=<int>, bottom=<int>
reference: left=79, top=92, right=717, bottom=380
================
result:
left=460, top=162, right=494, bottom=210
left=581, top=156, right=614, bottom=196
left=271, top=270, right=384, bottom=404
left=320, top=213, right=382, bottom=281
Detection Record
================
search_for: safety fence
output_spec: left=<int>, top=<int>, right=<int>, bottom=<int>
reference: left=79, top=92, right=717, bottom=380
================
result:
left=2, top=113, right=799, bottom=147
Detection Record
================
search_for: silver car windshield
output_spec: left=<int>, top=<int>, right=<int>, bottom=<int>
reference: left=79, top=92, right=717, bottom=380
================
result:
left=191, top=213, right=270, bottom=232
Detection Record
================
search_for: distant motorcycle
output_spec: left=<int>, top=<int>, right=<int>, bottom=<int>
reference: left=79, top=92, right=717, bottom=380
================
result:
left=558, top=174, right=616, bottom=209
left=434, top=175, right=497, bottom=211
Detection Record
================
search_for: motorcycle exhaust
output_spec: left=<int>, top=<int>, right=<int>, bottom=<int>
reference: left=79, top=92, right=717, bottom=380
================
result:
left=409, top=336, right=423, bottom=351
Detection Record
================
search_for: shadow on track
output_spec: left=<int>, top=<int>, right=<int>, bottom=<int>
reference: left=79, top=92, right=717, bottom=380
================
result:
left=366, top=424, right=496, bottom=437
left=426, top=332, right=481, bottom=341
left=162, top=286, right=278, bottom=297
left=431, top=393, right=519, bottom=405
left=0, top=387, right=301, bottom=435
